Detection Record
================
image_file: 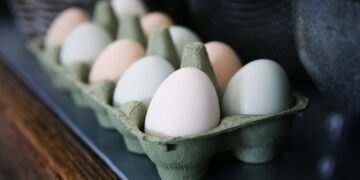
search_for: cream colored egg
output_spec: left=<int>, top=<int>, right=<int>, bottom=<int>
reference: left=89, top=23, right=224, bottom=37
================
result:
left=113, top=56, right=175, bottom=108
left=60, top=22, right=112, bottom=66
left=141, top=12, right=174, bottom=38
left=145, top=67, right=220, bottom=138
left=89, top=39, right=145, bottom=83
left=45, top=8, right=90, bottom=48
left=222, top=59, right=292, bottom=115
left=111, top=0, right=146, bottom=18
left=205, top=41, right=242, bottom=94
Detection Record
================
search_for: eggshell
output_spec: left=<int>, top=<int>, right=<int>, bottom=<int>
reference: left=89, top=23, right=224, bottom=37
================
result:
left=205, top=41, right=242, bottom=94
left=89, top=39, right=145, bottom=83
left=45, top=8, right=90, bottom=48
left=145, top=67, right=220, bottom=138
left=141, top=12, right=173, bottom=38
left=222, top=59, right=292, bottom=115
left=113, top=56, right=175, bottom=108
left=169, top=26, right=201, bottom=59
left=111, top=0, right=146, bottom=18
left=60, top=22, right=112, bottom=66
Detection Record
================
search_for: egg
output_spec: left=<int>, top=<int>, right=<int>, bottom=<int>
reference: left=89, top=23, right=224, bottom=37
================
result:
left=222, top=59, right=292, bottom=115
left=60, top=22, right=112, bottom=66
left=113, top=56, right=175, bottom=108
left=45, top=8, right=90, bottom=48
left=169, top=26, right=201, bottom=59
left=141, top=12, right=174, bottom=38
left=145, top=67, right=220, bottom=138
left=205, top=41, right=242, bottom=94
left=111, top=0, right=146, bottom=18
left=89, top=39, right=145, bottom=83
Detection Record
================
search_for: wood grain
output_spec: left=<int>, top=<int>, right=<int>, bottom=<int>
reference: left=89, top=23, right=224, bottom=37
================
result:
left=0, top=62, right=117, bottom=180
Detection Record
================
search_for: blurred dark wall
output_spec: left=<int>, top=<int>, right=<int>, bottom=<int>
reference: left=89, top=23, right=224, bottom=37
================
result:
left=0, top=1, right=8, bottom=12
left=142, top=0, right=309, bottom=82
left=186, top=0, right=308, bottom=81
left=142, top=0, right=191, bottom=27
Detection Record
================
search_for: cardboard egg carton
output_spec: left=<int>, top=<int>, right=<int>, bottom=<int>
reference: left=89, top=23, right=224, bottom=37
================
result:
left=28, top=35, right=308, bottom=179
left=27, top=6, right=308, bottom=180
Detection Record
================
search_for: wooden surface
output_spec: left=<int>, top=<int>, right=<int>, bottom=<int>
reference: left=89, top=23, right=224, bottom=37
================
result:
left=0, top=62, right=117, bottom=180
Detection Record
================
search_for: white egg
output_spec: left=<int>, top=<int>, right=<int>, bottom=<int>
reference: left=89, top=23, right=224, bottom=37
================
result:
left=111, top=0, right=146, bottom=18
left=113, top=56, right=175, bottom=108
left=222, top=59, right=292, bottom=115
left=169, top=26, right=201, bottom=59
left=60, top=22, right=112, bottom=66
left=145, top=67, right=220, bottom=138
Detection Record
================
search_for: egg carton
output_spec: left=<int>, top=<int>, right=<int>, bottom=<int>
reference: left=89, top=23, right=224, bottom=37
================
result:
left=28, top=34, right=308, bottom=180
left=27, top=5, right=309, bottom=179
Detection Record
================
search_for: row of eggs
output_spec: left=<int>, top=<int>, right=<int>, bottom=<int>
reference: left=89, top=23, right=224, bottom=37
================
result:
left=45, top=3, right=292, bottom=138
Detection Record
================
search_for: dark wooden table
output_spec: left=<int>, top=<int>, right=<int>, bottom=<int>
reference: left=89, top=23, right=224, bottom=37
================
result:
left=0, top=62, right=116, bottom=179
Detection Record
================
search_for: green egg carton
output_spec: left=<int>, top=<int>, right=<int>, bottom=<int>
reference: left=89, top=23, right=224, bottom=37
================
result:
left=83, top=42, right=308, bottom=179
left=27, top=37, right=87, bottom=105
left=130, top=93, right=306, bottom=180
left=119, top=43, right=308, bottom=180
left=28, top=40, right=308, bottom=180
left=29, top=37, right=121, bottom=131
left=104, top=26, right=181, bottom=153
left=27, top=37, right=67, bottom=91
left=27, top=5, right=309, bottom=178
left=27, top=38, right=117, bottom=128
left=26, top=6, right=145, bottom=128
left=28, top=36, right=308, bottom=180
left=28, top=0, right=117, bottom=92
